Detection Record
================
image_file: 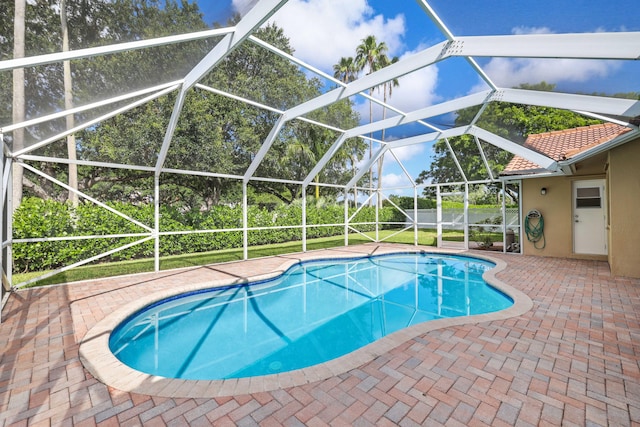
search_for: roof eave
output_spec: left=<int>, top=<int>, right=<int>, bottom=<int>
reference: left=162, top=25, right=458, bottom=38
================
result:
left=558, top=127, right=640, bottom=167
left=499, top=169, right=565, bottom=180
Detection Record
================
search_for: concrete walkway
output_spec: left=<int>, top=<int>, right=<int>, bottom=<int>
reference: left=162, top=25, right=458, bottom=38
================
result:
left=1, top=243, right=639, bottom=426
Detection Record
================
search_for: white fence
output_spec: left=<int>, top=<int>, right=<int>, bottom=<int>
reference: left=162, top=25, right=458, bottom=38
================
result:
left=404, top=208, right=520, bottom=230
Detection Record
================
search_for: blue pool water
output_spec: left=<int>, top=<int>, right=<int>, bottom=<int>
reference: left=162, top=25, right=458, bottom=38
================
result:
left=110, top=253, right=512, bottom=380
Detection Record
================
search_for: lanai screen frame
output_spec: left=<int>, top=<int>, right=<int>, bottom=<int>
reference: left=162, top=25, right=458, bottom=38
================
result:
left=1, top=0, right=639, bottom=304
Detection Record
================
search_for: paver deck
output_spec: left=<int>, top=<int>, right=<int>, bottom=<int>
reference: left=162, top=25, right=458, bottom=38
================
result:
left=1, top=243, right=639, bottom=426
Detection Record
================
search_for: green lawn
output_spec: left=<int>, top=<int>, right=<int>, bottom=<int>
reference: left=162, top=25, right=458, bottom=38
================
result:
left=13, top=228, right=464, bottom=288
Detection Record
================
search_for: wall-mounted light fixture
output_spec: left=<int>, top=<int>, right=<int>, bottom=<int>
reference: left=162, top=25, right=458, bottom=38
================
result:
left=540, top=187, right=547, bottom=196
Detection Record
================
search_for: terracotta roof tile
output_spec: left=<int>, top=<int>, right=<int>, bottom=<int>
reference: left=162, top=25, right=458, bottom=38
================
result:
left=502, top=123, right=631, bottom=175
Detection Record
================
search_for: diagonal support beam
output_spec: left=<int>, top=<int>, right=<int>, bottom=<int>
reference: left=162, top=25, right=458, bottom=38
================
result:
left=347, top=145, right=390, bottom=189
left=0, top=28, right=234, bottom=72
left=183, top=0, right=290, bottom=90
left=469, top=126, right=557, bottom=170
left=344, top=90, right=493, bottom=139
left=499, top=89, right=640, bottom=119
left=387, top=148, right=416, bottom=188
left=285, top=40, right=451, bottom=120
left=443, top=138, right=467, bottom=182
left=249, top=35, right=411, bottom=121
left=385, top=127, right=467, bottom=149
left=244, top=115, right=288, bottom=182
left=2, top=81, right=182, bottom=134
left=474, top=135, right=495, bottom=181
left=20, top=162, right=154, bottom=232
left=154, top=90, right=187, bottom=174
left=14, top=84, right=180, bottom=158
left=363, top=124, right=557, bottom=179
left=155, top=0, right=290, bottom=174
left=303, top=134, right=347, bottom=186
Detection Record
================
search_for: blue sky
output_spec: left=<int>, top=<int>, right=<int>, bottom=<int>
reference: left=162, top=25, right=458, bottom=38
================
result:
left=197, top=0, right=639, bottom=193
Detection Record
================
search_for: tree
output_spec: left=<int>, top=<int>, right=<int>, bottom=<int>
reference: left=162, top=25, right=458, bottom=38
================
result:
left=355, top=35, right=388, bottom=204
left=333, top=56, right=358, bottom=84
left=377, top=54, right=399, bottom=207
left=78, top=19, right=362, bottom=208
left=333, top=56, right=360, bottom=205
left=1, top=1, right=200, bottom=203
left=12, top=0, right=26, bottom=210
left=5, top=0, right=220, bottom=207
left=416, top=82, right=603, bottom=192
left=284, top=100, right=361, bottom=201
left=201, top=22, right=362, bottom=205
left=60, top=0, right=78, bottom=206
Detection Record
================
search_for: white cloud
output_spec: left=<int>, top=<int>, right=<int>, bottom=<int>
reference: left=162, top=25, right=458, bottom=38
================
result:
left=386, top=143, right=425, bottom=162
left=268, top=0, right=406, bottom=71
left=512, top=26, right=553, bottom=35
left=380, top=172, right=412, bottom=188
left=389, top=64, right=440, bottom=113
left=481, top=57, right=620, bottom=89
left=379, top=172, right=414, bottom=197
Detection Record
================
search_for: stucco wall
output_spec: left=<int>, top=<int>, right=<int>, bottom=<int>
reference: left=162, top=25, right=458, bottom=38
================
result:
left=608, top=139, right=640, bottom=278
left=521, top=159, right=607, bottom=261
left=522, top=176, right=574, bottom=257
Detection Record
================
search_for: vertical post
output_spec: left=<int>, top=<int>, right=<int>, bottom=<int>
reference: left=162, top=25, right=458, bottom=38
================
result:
left=464, top=258, right=470, bottom=315
left=303, top=265, right=308, bottom=312
left=0, top=139, right=4, bottom=322
left=502, top=180, right=507, bottom=253
left=413, top=186, right=418, bottom=246
left=436, top=185, right=442, bottom=248
left=154, top=174, right=160, bottom=272
left=464, top=183, right=469, bottom=250
left=437, top=259, right=443, bottom=315
left=5, top=146, right=12, bottom=295
left=344, top=188, right=349, bottom=247
left=243, top=181, right=248, bottom=260
left=375, top=190, right=379, bottom=242
left=414, top=256, right=419, bottom=308
left=518, top=180, right=523, bottom=254
left=301, top=185, right=307, bottom=252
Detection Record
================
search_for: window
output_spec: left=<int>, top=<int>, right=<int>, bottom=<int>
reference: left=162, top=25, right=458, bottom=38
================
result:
left=576, top=187, right=601, bottom=208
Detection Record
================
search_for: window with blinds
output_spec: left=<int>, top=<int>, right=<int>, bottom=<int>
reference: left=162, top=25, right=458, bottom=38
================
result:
left=576, top=187, right=601, bottom=208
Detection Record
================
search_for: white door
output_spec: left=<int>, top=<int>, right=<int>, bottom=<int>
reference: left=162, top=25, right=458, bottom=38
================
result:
left=573, top=179, right=607, bottom=255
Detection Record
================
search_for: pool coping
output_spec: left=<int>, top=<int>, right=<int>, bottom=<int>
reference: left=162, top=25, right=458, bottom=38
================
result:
left=79, top=248, right=533, bottom=398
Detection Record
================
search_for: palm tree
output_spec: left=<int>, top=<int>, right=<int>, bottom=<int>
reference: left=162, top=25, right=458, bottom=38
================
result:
left=333, top=56, right=358, bottom=84
left=355, top=35, right=387, bottom=205
left=285, top=136, right=322, bottom=199
left=377, top=55, right=400, bottom=207
left=333, top=56, right=359, bottom=205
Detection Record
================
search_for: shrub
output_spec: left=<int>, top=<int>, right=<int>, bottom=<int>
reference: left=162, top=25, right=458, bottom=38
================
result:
left=12, top=198, right=391, bottom=273
left=13, top=198, right=75, bottom=272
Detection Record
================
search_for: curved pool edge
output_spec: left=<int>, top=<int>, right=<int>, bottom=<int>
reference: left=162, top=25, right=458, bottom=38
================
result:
left=79, top=249, right=533, bottom=398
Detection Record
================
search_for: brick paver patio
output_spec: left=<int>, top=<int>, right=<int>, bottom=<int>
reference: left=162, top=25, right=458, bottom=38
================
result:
left=1, top=243, right=639, bottom=426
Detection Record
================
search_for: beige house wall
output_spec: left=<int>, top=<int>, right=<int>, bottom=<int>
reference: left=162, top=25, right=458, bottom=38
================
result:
left=519, top=137, right=640, bottom=278
left=607, top=139, right=640, bottom=278
left=520, top=155, right=608, bottom=262
left=521, top=176, right=574, bottom=257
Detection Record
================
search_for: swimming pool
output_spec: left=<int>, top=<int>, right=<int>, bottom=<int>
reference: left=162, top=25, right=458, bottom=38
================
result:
left=109, top=253, right=513, bottom=380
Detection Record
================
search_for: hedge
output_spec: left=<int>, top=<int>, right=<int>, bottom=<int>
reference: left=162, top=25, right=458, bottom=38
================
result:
left=12, top=198, right=394, bottom=273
